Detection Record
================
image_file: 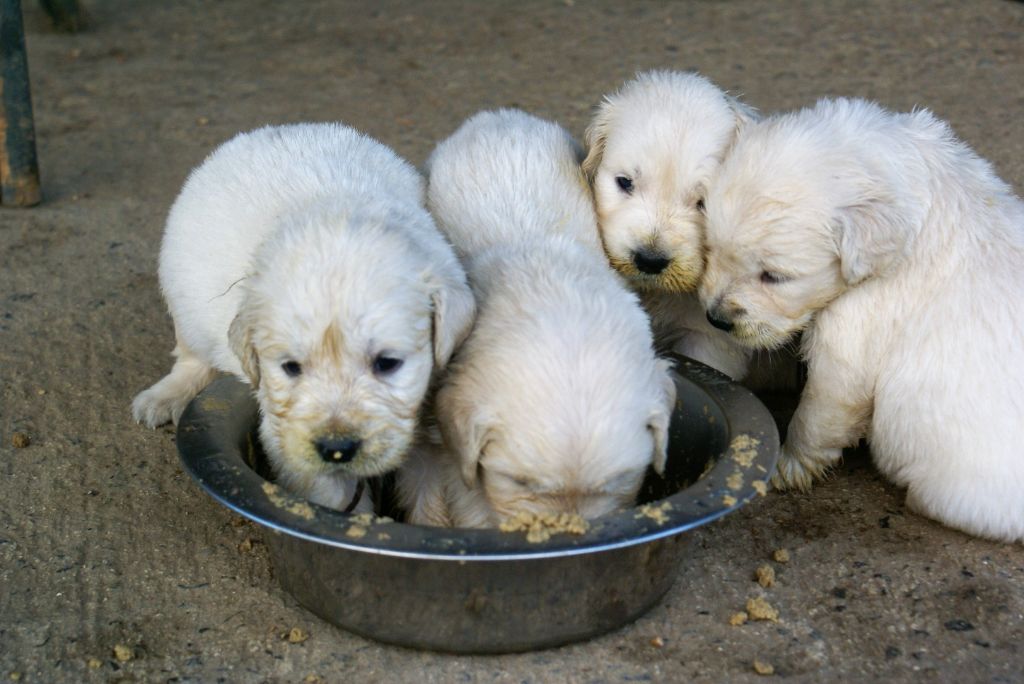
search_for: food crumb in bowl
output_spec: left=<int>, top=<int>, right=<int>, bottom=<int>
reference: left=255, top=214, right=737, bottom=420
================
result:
left=261, top=482, right=315, bottom=520
left=722, top=494, right=737, bottom=506
left=746, top=596, right=779, bottom=622
left=345, top=525, right=368, bottom=539
left=499, top=511, right=589, bottom=543
left=772, top=548, right=790, bottom=563
left=753, top=659, right=775, bottom=675
left=755, top=564, right=776, bottom=588
left=726, top=471, right=744, bottom=490
left=635, top=501, right=673, bottom=524
left=349, top=512, right=393, bottom=526
left=729, top=611, right=749, bottom=626
left=730, top=434, right=761, bottom=467
left=752, top=480, right=768, bottom=496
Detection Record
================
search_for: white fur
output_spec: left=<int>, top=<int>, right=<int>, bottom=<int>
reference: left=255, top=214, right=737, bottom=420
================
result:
left=399, top=109, right=676, bottom=528
left=700, top=97, right=1024, bottom=542
left=132, top=123, right=475, bottom=511
left=583, top=70, right=755, bottom=380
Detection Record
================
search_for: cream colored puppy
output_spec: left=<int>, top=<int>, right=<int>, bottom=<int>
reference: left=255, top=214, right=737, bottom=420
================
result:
left=132, top=124, right=475, bottom=512
left=399, top=109, right=676, bottom=528
left=583, top=70, right=755, bottom=379
left=700, top=98, right=1024, bottom=542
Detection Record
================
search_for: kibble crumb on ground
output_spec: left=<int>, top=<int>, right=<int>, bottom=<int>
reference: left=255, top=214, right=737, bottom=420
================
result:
left=11, top=432, right=30, bottom=449
left=729, top=611, right=749, bottom=626
left=112, top=644, right=133, bottom=662
left=286, top=627, right=309, bottom=644
left=87, top=658, right=102, bottom=669
left=753, top=659, right=775, bottom=675
left=746, top=596, right=779, bottom=622
left=755, top=564, right=776, bottom=588
left=650, top=636, right=664, bottom=648
left=772, top=548, right=790, bottom=563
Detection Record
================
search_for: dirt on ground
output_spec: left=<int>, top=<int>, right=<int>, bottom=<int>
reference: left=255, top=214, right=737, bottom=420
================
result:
left=1, top=1, right=1022, bottom=681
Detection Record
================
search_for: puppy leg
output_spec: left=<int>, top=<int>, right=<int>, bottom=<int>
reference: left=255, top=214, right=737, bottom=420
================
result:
left=396, top=441, right=454, bottom=526
left=771, top=359, right=870, bottom=492
left=132, top=332, right=217, bottom=428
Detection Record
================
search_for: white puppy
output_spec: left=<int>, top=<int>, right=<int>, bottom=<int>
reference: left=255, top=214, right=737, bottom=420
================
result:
left=583, top=70, right=755, bottom=380
left=399, top=109, right=676, bottom=528
left=133, top=124, right=475, bottom=512
left=700, top=97, right=1024, bottom=542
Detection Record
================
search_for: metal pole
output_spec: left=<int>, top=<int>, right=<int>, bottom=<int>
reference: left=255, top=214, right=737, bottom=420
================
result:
left=1, top=0, right=42, bottom=207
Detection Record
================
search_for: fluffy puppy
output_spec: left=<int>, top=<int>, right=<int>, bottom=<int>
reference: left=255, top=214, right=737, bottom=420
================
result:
left=582, top=70, right=756, bottom=379
left=132, top=124, right=475, bottom=511
left=399, top=109, right=676, bottom=528
left=699, top=97, right=1024, bottom=542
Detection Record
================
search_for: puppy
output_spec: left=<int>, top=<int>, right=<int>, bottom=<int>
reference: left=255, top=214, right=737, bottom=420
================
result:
left=399, top=109, right=676, bottom=528
left=699, top=97, right=1024, bottom=542
left=132, top=123, right=475, bottom=512
left=583, top=70, right=756, bottom=380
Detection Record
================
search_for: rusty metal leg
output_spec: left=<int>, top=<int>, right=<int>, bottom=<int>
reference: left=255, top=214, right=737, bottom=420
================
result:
left=1, top=0, right=42, bottom=207
left=40, top=0, right=84, bottom=33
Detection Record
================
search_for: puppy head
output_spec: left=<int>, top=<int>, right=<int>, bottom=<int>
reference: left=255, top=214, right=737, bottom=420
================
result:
left=436, top=314, right=676, bottom=525
left=583, top=70, right=756, bottom=292
left=230, top=199, right=475, bottom=483
left=698, top=98, right=927, bottom=349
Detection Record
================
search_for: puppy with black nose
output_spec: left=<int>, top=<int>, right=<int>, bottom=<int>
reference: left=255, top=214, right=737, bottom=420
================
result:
left=700, top=97, right=1024, bottom=542
left=133, top=123, right=475, bottom=512
left=583, top=70, right=755, bottom=380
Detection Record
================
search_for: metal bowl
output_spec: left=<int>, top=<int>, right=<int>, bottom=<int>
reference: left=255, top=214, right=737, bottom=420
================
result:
left=176, top=355, right=779, bottom=654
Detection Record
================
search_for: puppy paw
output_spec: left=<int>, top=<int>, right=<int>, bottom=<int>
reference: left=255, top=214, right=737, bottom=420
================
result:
left=131, top=385, right=190, bottom=428
left=770, top=445, right=840, bottom=492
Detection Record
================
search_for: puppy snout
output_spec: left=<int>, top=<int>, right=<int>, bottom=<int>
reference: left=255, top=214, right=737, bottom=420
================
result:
left=315, top=435, right=362, bottom=464
left=632, top=249, right=671, bottom=275
left=706, top=309, right=735, bottom=332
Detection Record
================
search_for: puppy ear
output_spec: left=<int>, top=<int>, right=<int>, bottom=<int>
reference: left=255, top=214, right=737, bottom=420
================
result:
left=647, top=357, right=677, bottom=475
left=581, top=103, right=612, bottom=182
left=228, top=303, right=260, bottom=387
left=430, top=273, right=476, bottom=369
left=725, top=93, right=759, bottom=130
left=833, top=183, right=922, bottom=286
left=435, top=382, right=494, bottom=488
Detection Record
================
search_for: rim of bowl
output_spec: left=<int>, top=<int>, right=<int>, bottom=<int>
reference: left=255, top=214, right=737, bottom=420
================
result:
left=175, top=353, right=779, bottom=561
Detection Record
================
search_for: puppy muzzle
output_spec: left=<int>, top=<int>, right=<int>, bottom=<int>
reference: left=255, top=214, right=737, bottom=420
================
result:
left=632, top=248, right=671, bottom=275
left=706, top=308, right=735, bottom=332
left=314, top=435, right=362, bottom=464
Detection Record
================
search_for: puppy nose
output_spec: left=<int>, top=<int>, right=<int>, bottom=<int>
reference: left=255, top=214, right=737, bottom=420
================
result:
left=315, top=436, right=362, bottom=464
left=632, top=249, right=671, bottom=275
left=706, top=310, right=734, bottom=332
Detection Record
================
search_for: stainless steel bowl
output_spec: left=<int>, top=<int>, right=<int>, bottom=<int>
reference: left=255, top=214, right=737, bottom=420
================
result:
left=176, top=355, right=779, bottom=654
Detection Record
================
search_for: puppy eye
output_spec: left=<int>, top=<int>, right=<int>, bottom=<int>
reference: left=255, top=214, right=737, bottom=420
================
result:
left=615, top=176, right=634, bottom=194
left=696, top=198, right=705, bottom=212
left=281, top=361, right=302, bottom=377
left=372, top=354, right=403, bottom=375
left=760, top=271, right=786, bottom=285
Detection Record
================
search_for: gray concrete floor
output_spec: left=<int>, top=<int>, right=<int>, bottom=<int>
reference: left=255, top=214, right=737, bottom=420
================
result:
left=2, top=0, right=1023, bottom=681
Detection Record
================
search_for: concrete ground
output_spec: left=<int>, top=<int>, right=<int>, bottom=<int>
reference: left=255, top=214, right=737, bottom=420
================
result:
left=2, top=0, right=1023, bottom=681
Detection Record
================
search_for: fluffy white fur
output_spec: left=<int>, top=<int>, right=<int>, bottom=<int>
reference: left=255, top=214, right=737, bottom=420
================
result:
left=132, top=123, right=475, bottom=511
left=700, top=97, right=1024, bottom=542
left=399, top=109, right=676, bottom=528
left=582, top=70, right=756, bottom=380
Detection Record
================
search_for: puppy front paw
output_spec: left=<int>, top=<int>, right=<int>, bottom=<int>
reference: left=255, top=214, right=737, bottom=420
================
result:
left=131, top=387, right=181, bottom=428
left=770, top=445, right=840, bottom=492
